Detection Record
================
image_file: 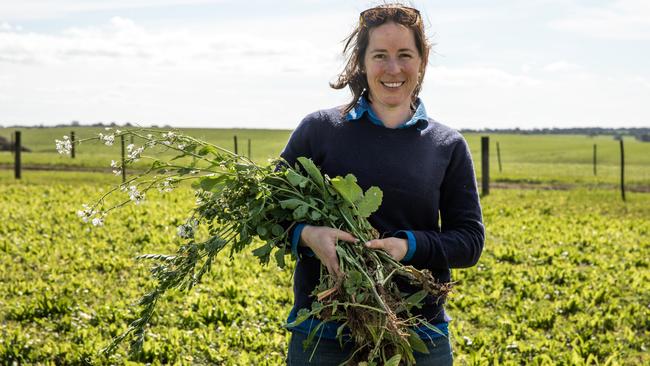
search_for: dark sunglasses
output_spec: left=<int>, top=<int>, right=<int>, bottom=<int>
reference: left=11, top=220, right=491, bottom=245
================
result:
left=359, top=6, right=421, bottom=27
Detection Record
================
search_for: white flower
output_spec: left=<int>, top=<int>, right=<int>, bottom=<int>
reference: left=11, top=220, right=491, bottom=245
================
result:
left=55, top=136, right=72, bottom=155
left=115, top=129, right=122, bottom=134
left=77, top=204, right=96, bottom=223
left=146, top=134, right=153, bottom=139
left=128, top=185, right=145, bottom=204
left=177, top=224, right=195, bottom=239
left=126, top=144, right=135, bottom=153
left=98, top=133, right=115, bottom=146
left=127, top=146, right=144, bottom=161
left=110, top=160, right=118, bottom=168
left=91, top=217, right=104, bottom=227
left=177, top=143, right=186, bottom=150
left=158, top=178, right=174, bottom=193
left=113, top=169, right=122, bottom=176
left=163, top=131, right=175, bottom=139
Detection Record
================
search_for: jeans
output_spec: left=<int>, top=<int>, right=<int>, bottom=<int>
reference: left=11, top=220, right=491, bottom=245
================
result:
left=286, top=331, right=453, bottom=365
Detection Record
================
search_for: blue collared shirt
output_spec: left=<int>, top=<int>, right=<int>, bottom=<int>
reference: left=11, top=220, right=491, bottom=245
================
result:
left=345, top=95, right=429, bottom=130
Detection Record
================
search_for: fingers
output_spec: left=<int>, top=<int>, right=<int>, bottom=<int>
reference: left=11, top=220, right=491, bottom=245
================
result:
left=334, top=229, right=358, bottom=243
left=365, top=239, right=385, bottom=249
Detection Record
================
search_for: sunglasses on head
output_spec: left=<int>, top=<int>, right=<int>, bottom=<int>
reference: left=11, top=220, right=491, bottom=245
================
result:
left=359, top=6, right=421, bottom=27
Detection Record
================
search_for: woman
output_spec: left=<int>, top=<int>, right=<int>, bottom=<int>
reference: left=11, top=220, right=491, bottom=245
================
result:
left=281, top=4, right=484, bottom=365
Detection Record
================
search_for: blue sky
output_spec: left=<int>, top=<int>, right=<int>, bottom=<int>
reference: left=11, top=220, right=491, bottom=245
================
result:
left=1, top=0, right=649, bottom=129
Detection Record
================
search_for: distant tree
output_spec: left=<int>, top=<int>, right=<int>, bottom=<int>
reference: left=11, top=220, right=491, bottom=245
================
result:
left=71, top=120, right=80, bottom=126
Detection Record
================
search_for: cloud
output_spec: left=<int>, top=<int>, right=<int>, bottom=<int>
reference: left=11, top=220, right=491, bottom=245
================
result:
left=549, top=0, right=650, bottom=40
left=1, top=22, right=23, bottom=32
left=0, top=0, right=229, bottom=20
left=543, top=61, right=580, bottom=72
left=428, top=66, right=542, bottom=88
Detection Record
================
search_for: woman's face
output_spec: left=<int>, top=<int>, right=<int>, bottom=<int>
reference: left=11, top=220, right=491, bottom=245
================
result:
left=363, top=21, right=422, bottom=112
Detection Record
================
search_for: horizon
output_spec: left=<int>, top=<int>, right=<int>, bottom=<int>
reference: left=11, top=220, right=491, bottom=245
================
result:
left=1, top=0, right=650, bottom=130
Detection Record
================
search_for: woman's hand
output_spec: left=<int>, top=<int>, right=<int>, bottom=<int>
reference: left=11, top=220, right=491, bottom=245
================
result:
left=300, top=225, right=357, bottom=276
left=365, top=237, right=408, bottom=261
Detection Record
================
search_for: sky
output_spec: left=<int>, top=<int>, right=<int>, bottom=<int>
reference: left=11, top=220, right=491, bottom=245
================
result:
left=1, top=0, right=649, bottom=130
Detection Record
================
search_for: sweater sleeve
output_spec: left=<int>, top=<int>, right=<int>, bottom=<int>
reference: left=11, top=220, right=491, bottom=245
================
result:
left=279, top=113, right=318, bottom=258
left=402, top=136, right=485, bottom=270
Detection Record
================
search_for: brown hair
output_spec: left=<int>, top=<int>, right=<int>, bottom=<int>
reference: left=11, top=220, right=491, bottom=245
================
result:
left=330, top=3, right=431, bottom=114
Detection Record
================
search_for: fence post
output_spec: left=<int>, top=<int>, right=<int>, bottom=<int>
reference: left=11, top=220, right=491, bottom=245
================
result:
left=121, top=135, right=126, bottom=183
left=620, top=139, right=625, bottom=202
left=233, top=135, right=238, bottom=154
left=247, top=138, right=251, bottom=159
left=496, top=141, right=502, bottom=173
left=14, top=131, right=21, bottom=179
left=71, top=131, right=76, bottom=158
left=481, top=136, right=489, bottom=196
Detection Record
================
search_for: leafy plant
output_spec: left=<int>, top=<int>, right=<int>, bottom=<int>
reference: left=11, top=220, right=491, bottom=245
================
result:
left=56, top=128, right=450, bottom=365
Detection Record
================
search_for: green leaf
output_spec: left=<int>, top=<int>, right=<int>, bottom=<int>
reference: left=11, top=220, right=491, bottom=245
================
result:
left=279, top=199, right=304, bottom=210
left=271, top=224, right=284, bottom=237
left=405, top=290, right=428, bottom=309
left=286, top=169, right=308, bottom=187
left=331, top=174, right=363, bottom=205
left=197, top=145, right=218, bottom=156
left=274, top=246, right=286, bottom=268
left=385, top=354, right=402, bottom=366
left=356, top=186, right=383, bottom=218
left=199, top=175, right=228, bottom=192
left=252, top=243, right=272, bottom=257
left=407, top=329, right=430, bottom=354
left=293, top=205, right=309, bottom=220
left=309, top=210, right=322, bottom=220
left=256, top=226, right=268, bottom=237
left=297, top=157, right=324, bottom=189
left=286, top=308, right=311, bottom=328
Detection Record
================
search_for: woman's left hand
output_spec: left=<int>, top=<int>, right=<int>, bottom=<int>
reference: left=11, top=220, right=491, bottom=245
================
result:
left=365, top=237, right=408, bottom=261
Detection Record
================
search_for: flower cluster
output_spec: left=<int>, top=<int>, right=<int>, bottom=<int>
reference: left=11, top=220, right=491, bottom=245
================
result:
left=98, top=133, right=115, bottom=146
left=158, top=177, right=175, bottom=193
left=127, top=144, right=145, bottom=161
left=161, top=131, right=176, bottom=146
left=128, top=185, right=145, bottom=204
left=176, top=223, right=195, bottom=239
left=77, top=204, right=104, bottom=226
left=55, top=136, right=72, bottom=155
left=110, top=160, right=122, bottom=176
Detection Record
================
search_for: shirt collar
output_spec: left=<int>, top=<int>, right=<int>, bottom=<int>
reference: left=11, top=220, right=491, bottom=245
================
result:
left=345, top=94, right=429, bottom=130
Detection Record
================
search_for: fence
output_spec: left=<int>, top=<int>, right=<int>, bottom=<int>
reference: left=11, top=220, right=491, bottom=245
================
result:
left=9, top=131, right=253, bottom=184
left=3, top=130, right=644, bottom=201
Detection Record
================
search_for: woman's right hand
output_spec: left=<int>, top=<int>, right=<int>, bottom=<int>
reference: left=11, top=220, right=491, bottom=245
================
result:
left=300, top=225, right=357, bottom=276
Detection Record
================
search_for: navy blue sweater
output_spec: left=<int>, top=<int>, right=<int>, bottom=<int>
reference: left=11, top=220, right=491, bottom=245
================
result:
left=280, top=106, right=484, bottom=325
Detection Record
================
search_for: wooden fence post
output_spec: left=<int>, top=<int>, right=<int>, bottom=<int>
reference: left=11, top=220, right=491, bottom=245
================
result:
left=620, top=139, right=625, bottom=202
left=121, top=135, right=126, bottom=183
left=593, top=144, right=597, bottom=176
left=247, top=138, right=251, bottom=159
left=496, top=141, right=502, bottom=173
left=14, top=131, right=21, bottom=179
left=233, top=135, right=238, bottom=154
left=481, top=136, right=489, bottom=196
left=71, top=131, right=76, bottom=158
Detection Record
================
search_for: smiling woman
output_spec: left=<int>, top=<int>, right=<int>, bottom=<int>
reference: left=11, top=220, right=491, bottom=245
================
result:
left=281, top=3, right=484, bottom=366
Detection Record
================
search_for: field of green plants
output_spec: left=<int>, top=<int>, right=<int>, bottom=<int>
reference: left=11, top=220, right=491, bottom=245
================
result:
left=1, top=167, right=648, bottom=365
left=1, top=128, right=649, bottom=364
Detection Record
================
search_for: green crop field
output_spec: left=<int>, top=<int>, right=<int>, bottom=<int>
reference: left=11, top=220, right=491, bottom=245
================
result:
left=1, top=170, right=648, bottom=365
left=1, top=127, right=649, bottom=189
